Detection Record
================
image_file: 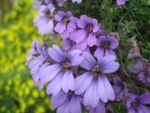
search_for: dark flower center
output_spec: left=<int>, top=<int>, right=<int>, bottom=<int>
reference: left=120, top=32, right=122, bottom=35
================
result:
left=63, top=16, right=70, bottom=24
left=102, top=41, right=110, bottom=49
left=45, top=10, right=51, bottom=18
left=131, top=99, right=139, bottom=109
left=68, top=90, right=74, bottom=96
left=86, top=24, right=94, bottom=33
left=62, top=60, right=72, bottom=69
left=92, top=65, right=103, bottom=79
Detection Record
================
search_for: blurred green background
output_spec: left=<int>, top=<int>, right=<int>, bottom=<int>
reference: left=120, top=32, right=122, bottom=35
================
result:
left=0, top=0, right=55, bottom=113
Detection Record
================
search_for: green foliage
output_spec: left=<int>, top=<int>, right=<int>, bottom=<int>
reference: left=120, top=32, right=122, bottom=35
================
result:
left=0, top=0, right=55, bottom=113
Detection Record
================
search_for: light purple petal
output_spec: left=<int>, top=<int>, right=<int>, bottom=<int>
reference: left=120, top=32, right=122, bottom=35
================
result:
left=77, top=15, right=88, bottom=28
left=51, top=91, right=68, bottom=108
left=105, top=49, right=116, bottom=57
left=75, top=72, right=93, bottom=94
left=70, top=30, right=87, bottom=43
left=46, top=72, right=63, bottom=95
left=80, top=52, right=96, bottom=70
left=89, top=101, right=106, bottom=113
left=54, top=22, right=66, bottom=33
left=98, top=76, right=115, bottom=103
left=38, top=64, right=62, bottom=89
left=109, top=36, right=119, bottom=49
left=67, top=49, right=83, bottom=66
left=76, top=39, right=88, bottom=50
left=87, top=33, right=97, bottom=47
left=94, top=47, right=104, bottom=60
left=99, top=55, right=119, bottom=73
left=55, top=11, right=65, bottom=21
left=62, top=70, right=76, bottom=93
left=61, top=30, right=70, bottom=39
left=48, top=45, right=65, bottom=62
left=69, top=96, right=82, bottom=113
left=84, top=80, right=100, bottom=107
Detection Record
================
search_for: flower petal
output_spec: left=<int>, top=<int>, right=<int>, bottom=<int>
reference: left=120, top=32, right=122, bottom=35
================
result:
left=98, top=76, right=115, bottom=103
left=75, top=72, right=93, bottom=94
left=38, top=64, right=62, bottom=89
left=51, top=91, right=68, bottom=108
left=48, top=45, right=65, bottom=62
left=94, top=47, right=104, bottom=60
left=46, top=72, right=63, bottom=95
left=62, top=70, right=76, bottom=93
left=70, top=30, right=87, bottom=43
left=80, top=52, right=96, bottom=70
left=84, top=80, right=100, bottom=107
left=54, top=22, right=66, bottom=33
left=87, top=33, right=97, bottom=47
left=99, top=55, right=119, bottom=73
left=138, top=92, right=150, bottom=104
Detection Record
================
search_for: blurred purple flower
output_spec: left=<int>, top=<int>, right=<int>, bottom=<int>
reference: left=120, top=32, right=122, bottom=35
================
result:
left=38, top=45, right=83, bottom=95
left=51, top=90, right=82, bottom=113
left=72, top=0, right=82, bottom=4
left=113, top=76, right=128, bottom=101
left=116, top=0, right=128, bottom=6
left=126, top=93, right=150, bottom=113
left=26, top=39, right=48, bottom=85
left=54, top=11, right=77, bottom=39
left=34, top=4, right=55, bottom=35
left=70, top=15, right=99, bottom=50
left=94, top=35, right=118, bottom=60
left=75, top=52, right=119, bottom=107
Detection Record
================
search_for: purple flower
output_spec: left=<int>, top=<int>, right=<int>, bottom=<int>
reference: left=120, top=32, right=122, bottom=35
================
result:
left=70, top=15, right=100, bottom=50
left=26, top=39, right=48, bottom=85
left=116, top=0, right=128, bottom=6
left=38, top=45, right=83, bottom=95
left=113, top=76, right=128, bottom=101
left=75, top=52, right=120, bottom=107
left=54, top=11, right=77, bottom=39
left=88, top=101, right=106, bottom=113
left=51, top=90, right=82, bottom=113
left=34, top=4, right=55, bottom=35
left=126, top=93, right=150, bottom=113
left=128, top=47, right=141, bottom=59
left=94, top=35, right=118, bottom=60
left=72, top=0, right=82, bottom=4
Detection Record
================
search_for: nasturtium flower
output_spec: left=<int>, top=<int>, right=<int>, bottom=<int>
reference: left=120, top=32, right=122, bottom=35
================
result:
left=51, top=90, right=82, bottom=113
left=75, top=52, right=119, bottom=107
left=34, top=4, right=55, bottom=35
left=94, top=35, right=118, bottom=60
left=38, top=45, right=83, bottom=95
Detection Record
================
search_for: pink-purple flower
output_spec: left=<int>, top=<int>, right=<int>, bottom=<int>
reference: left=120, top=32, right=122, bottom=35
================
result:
left=70, top=15, right=100, bottom=50
left=34, top=4, right=55, bottom=35
left=51, top=90, right=82, bottom=113
left=94, top=35, right=119, bottom=59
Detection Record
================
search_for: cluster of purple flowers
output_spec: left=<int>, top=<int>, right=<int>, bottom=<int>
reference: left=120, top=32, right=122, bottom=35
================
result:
left=27, top=0, right=150, bottom=113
